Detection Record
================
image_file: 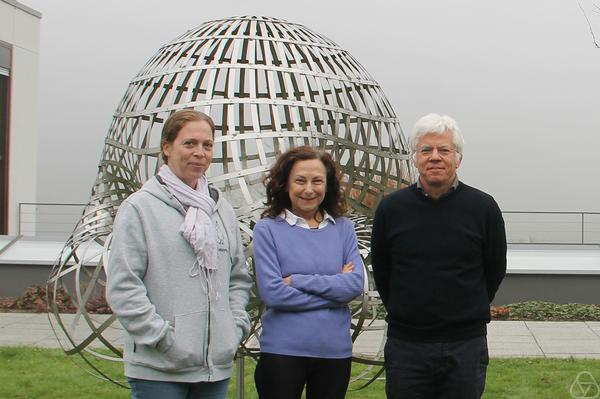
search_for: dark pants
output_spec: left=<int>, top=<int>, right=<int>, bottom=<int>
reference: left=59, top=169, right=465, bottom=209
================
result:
left=254, top=352, right=351, bottom=399
left=384, top=335, right=489, bottom=399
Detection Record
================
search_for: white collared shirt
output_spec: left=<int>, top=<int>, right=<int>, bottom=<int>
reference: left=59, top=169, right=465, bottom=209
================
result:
left=279, top=209, right=336, bottom=229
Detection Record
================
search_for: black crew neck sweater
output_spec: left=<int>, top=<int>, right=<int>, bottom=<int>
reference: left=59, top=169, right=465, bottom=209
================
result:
left=371, top=182, right=507, bottom=342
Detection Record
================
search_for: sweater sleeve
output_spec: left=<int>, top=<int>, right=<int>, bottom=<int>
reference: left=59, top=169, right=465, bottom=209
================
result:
left=253, top=221, right=343, bottom=311
left=289, top=219, right=364, bottom=303
left=371, top=197, right=391, bottom=307
left=226, top=210, right=252, bottom=341
left=106, top=201, right=172, bottom=351
left=483, top=199, right=507, bottom=302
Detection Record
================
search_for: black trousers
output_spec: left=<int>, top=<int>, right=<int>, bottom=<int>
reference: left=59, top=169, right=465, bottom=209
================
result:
left=254, top=352, right=352, bottom=399
left=384, top=335, right=489, bottom=399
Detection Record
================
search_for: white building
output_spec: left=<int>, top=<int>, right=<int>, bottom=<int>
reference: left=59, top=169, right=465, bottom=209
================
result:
left=0, top=0, right=40, bottom=235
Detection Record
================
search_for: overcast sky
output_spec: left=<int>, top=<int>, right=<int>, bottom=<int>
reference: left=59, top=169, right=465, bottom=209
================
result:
left=21, top=0, right=600, bottom=212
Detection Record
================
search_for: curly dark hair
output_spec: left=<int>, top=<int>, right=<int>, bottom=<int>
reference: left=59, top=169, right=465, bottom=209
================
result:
left=261, top=146, right=347, bottom=219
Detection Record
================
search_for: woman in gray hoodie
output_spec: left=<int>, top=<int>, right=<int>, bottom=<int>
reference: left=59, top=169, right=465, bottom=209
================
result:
left=107, top=109, right=252, bottom=399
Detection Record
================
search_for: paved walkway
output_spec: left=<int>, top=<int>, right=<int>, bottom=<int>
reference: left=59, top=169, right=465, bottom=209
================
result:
left=1, top=313, right=600, bottom=358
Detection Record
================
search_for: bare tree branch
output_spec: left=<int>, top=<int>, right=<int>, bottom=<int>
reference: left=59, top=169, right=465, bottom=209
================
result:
left=578, top=1, right=600, bottom=48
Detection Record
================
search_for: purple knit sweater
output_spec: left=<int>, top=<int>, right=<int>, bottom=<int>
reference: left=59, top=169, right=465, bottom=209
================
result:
left=253, top=216, right=364, bottom=358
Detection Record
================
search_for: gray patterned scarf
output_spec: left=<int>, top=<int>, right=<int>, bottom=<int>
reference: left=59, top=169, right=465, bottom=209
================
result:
left=158, top=165, right=217, bottom=294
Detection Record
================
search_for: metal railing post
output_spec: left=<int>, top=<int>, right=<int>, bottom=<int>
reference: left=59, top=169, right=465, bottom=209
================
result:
left=582, top=212, right=585, bottom=245
left=17, top=202, right=22, bottom=235
left=236, top=355, right=245, bottom=399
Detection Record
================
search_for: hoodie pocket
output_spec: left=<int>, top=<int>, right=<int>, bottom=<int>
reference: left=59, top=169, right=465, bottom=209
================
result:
left=130, top=311, right=208, bottom=371
left=210, top=309, right=239, bottom=366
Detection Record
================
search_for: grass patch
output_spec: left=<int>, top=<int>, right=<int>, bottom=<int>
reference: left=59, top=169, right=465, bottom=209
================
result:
left=485, top=357, right=600, bottom=398
left=2, top=347, right=600, bottom=398
left=0, top=347, right=129, bottom=399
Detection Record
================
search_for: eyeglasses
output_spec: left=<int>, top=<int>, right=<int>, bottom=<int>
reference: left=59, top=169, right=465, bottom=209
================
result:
left=416, top=145, right=457, bottom=158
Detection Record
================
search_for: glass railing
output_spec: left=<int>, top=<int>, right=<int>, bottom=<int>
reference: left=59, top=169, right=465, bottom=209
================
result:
left=502, top=211, right=600, bottom=245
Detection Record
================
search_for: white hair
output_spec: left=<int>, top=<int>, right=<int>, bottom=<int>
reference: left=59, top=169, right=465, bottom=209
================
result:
left=410, top=113, right=465, bottom=157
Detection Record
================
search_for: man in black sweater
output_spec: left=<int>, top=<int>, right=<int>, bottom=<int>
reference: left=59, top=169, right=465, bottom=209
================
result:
left=371, top=113, right=506, bottom=399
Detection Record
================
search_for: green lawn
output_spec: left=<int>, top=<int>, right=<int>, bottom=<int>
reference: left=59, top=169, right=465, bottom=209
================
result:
left=1, top=347, right=599, bottom=398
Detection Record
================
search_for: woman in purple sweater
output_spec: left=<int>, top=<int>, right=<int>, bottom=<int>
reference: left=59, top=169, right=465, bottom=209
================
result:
left=252, top=146, right=364, bottom=399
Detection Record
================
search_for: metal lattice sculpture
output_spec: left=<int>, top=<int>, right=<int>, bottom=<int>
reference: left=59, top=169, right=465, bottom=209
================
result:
left=47, top=15, right=413, bottom=387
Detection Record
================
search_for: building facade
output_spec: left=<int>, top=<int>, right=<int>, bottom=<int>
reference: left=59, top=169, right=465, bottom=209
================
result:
left=0, top=0, right=40, bottom=235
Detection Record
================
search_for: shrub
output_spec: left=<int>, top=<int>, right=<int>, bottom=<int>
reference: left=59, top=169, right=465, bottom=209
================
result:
left=505, top=301, right=600, bottom=321
left=0, top=285, right=112, bottom=314
left=490, top=306, right=510, bottom=320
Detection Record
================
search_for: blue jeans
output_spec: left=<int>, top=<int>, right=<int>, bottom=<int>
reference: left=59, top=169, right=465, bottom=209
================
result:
left=128, top=378, right=230, bottom=399
left=384, top=335, right=489, bottom=399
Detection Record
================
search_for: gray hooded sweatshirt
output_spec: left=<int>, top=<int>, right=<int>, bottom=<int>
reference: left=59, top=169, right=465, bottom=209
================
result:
left=106, top=176, right=252, bottom=383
